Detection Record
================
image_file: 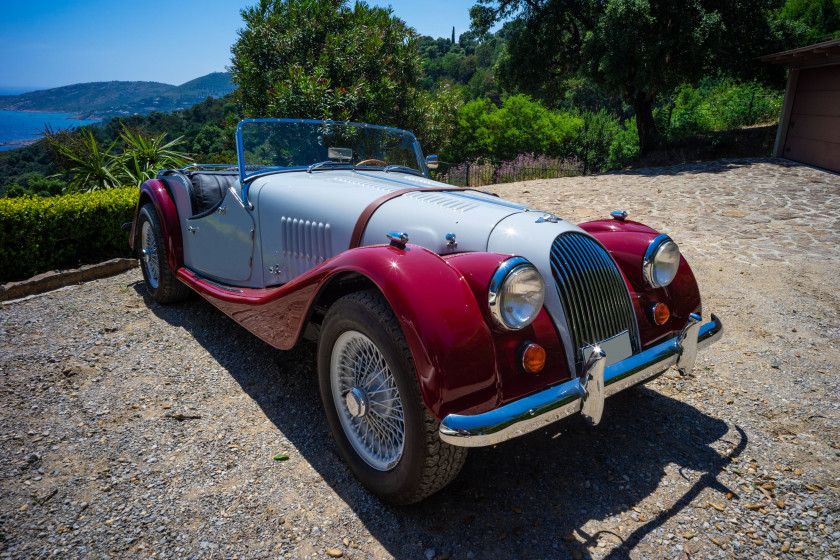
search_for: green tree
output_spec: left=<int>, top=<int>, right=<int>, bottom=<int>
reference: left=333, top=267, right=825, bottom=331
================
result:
left=192, top=124, right=228, bottom=159
left=447, top=95, right=583, bottom=161
left=230, top=0, right=459, bottom=152
left=471, top=0, right=796, bottom=155
left=779, top=0, right=840, bottom=43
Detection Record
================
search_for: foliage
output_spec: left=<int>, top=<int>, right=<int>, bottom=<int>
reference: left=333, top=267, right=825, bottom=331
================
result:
left=230, top=0, right=459, bottom=154
left=437, top=154, right=583, bottom=187
left=656, top=80, right=784, bottom=141
left=231, top=1, right=417, bottom=123
left=0, top=142, right=58, bottom=194
left=573, top=110, right=621, bottom=174
left=1, top=95, right=243, bottom=194
left=0, top=187, right=137, bottom=282
left=471, top=0, right=797, bottom=154
left=417, top=28, right=509, bottom=103
left=41, top=125, right=192, bottom=192
left=446, top=95, right=583, bottom=162
left=1, top=173, right=66, bottom=198
left=778, top=0, right=840, bottom=44
left=115, top=126, right=192, bottom=186
left=608, top=118, right=640, bottom=169
left=41, top=126, right=122, bottom=192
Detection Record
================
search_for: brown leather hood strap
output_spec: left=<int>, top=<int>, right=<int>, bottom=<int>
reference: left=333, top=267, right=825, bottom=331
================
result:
left=348, top=187, right=474, bottom=249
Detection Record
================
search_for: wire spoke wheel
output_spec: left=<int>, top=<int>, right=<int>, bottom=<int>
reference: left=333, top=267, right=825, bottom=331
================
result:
left=140, top=220, right=160, bottom=289
left=318, top=290, right=466, bottom=504
left=331, top=330, right=405, bottom=471
left=136, top=203, right=190, bottom=304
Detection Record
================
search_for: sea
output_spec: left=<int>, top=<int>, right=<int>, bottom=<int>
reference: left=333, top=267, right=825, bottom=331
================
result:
left=0, top=111, right=100, bottom=151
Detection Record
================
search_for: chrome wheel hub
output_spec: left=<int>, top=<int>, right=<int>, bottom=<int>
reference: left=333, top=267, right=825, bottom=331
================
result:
left=345, top=387, right=369, bottom=418
left=330, top=331, right=405, bottom=471
left=140, top=221, right=160, bottom=290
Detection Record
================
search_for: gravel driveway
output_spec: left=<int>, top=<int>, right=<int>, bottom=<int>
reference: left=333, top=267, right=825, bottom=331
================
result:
left=1, top=158, right=838, bottom=560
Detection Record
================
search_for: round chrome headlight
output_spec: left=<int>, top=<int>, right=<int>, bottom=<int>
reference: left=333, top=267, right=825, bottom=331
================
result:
left=642, top=235, right=681, bottom=288
left=488, top=257, right=546, bottom=330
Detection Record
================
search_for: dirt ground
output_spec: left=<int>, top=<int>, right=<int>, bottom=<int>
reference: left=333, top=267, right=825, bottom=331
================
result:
left=1, top=158, right=838, bottom=560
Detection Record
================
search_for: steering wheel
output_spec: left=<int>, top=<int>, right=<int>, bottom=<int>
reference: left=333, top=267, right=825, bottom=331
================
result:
left=356, top=159, right=387, bottom=166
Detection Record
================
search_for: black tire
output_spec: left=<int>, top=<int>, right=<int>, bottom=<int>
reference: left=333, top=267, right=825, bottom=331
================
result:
left=318, top=290, right=467, bottom=505
left=137, top=203, right=191, bottom=304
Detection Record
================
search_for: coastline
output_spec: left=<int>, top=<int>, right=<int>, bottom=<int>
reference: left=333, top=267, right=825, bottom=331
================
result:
left=0, top=139, right=38, bottom=148
left=0, top=110, right=101, bottom=150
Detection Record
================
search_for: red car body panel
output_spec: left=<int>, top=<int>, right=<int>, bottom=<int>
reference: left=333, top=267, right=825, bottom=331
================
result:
left=579, top=220, right=702, bottom=347
left=175, top=245, right=568, bottom=421
left=128, top=179, right=184, bottom=274
left=132, top=184, right=701, bottom=422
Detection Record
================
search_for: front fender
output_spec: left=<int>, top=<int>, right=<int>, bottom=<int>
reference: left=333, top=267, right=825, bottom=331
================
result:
left=129, top=179, right=183, bottom=273
left=322, top=245, right=501, bottom=420
left=579, top=220, right=702, bottom=347
left=180, top=244, right=502, bottom=421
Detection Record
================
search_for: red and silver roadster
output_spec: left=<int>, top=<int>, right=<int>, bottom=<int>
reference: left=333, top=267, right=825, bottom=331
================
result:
left=128, top=119, right=723, bottom=504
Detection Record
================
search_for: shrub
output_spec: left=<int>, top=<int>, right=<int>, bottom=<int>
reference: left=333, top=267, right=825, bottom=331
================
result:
left=447, top=95, right=583, bottom=162
left=0, top=187, right=137, bottom=282
left=608, top=117, right=641, bottom=169
left=656, top=80, right=784, bottom=143
left=572, top=109, right=621, bottom=173
left=1, top=173, right=66, bottom=198
left=42, top=125, right=191, bottom=192
left=437, top=154, right=583, bottom=187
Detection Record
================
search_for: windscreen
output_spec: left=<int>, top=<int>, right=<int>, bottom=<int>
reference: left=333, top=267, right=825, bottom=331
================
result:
left=237, top=120, right=424, bottom=180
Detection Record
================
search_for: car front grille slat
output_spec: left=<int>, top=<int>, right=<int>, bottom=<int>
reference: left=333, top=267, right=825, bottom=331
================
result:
left=549, top=232, right=638, bottom=367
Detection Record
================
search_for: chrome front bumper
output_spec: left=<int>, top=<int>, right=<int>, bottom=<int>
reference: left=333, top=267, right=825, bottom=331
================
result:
left=439, top=313, right=723, bottom=447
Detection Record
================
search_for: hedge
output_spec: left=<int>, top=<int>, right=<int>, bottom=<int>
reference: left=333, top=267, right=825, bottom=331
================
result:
left=0, top=187, right=138, bottom=283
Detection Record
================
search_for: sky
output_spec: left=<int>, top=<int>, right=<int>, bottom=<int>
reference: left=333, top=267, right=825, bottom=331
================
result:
left=0, top=0, right=481, bottom=94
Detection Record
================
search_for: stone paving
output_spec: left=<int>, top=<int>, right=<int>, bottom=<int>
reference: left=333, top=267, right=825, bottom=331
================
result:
left=1, top=157, right=838, bottom=560
left=487, top=158, right=840, bottom=267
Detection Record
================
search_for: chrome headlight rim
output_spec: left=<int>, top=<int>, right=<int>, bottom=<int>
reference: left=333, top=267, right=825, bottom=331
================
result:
left=642, top=234, right=680, bottom=288
left=488, top=257, right=546, bottom=331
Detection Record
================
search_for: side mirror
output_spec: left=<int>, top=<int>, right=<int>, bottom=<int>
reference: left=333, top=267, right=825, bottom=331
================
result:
left=425, top=154, right=439, bottom=170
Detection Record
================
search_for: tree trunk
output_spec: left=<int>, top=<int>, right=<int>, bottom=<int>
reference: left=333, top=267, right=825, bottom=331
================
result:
left=633, top=93, right=657, bottom=157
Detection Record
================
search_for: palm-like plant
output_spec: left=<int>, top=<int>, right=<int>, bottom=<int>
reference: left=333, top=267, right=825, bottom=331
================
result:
left=116, top=125, right=193, bottom=187
left=42, top=126, right=122, bottom=192
left=42, top=124, right=194, bottom=192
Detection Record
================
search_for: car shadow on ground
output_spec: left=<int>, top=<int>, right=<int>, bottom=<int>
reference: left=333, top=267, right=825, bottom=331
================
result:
left=138, top=286, right=746, bottom=559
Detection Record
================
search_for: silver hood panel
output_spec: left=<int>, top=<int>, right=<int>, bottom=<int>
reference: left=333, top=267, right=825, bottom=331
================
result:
left=252, top=170, right=533, bottom=283
left=250, top=169, right=614, bottom=375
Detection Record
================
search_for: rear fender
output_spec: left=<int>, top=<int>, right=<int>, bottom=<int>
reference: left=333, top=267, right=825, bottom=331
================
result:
left=129, top=179, right=183, bottom=272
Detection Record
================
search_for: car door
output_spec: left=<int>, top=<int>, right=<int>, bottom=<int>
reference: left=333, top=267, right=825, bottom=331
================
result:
left=185, top=188, right=255, bottom=283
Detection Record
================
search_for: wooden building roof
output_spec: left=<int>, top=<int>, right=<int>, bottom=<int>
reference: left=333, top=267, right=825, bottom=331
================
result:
left=760, top=38, right=840, bottom=68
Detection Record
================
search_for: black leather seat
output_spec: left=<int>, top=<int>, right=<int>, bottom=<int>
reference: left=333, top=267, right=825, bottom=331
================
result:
left=188, top=172, right=238, bottom=216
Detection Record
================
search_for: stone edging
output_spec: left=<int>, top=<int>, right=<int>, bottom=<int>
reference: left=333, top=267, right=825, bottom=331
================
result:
left=0, top=258, right=138, bottom=302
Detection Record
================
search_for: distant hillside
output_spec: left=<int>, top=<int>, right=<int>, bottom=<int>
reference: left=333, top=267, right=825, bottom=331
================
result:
left=0, top=73, right=236, bottom=119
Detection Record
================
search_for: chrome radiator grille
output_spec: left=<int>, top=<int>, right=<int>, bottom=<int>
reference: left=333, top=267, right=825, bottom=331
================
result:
left=549, top=233, right=638, bottom=365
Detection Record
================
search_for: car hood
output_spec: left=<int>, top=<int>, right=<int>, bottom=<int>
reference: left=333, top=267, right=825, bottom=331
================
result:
left=251, top=169, right=601, bottom=375
left=252, top=167, right=584, bottom=274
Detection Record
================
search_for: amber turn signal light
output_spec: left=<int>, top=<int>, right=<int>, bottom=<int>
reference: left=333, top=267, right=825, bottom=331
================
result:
left=521, top=343, right=546, bottom=374
left=649, top=302, right=670, bottom=325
